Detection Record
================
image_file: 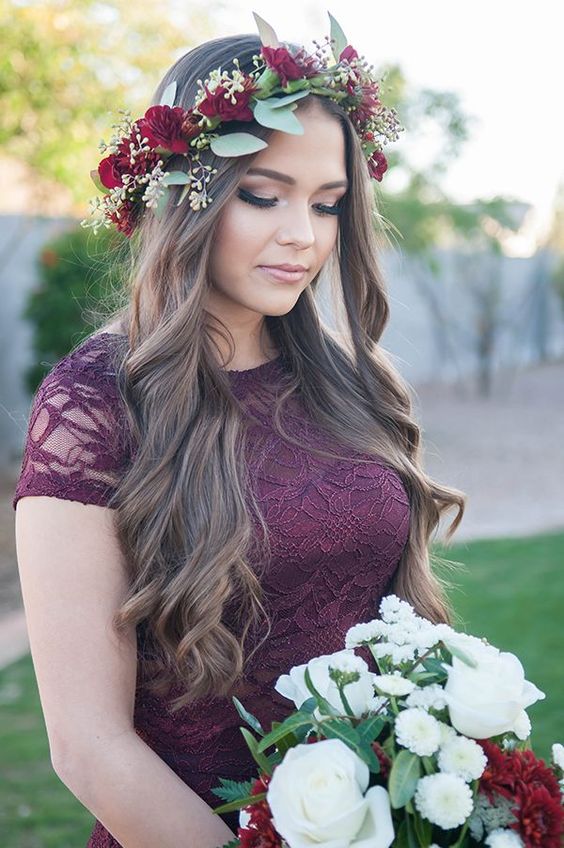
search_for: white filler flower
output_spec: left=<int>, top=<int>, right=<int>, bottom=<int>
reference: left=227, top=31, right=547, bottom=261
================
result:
left=267, top=738, right=395, bottom=848
left=438, top=735, right=487, bottom=782
left=414, top=772, right=474, bottom=829
left=406, top=683, right=447, bottom=711
left=373, top=672, right=416, bottom=697
left=395, top=708, right=442, bottom=756
left=485, top=828, right=524, bottom=847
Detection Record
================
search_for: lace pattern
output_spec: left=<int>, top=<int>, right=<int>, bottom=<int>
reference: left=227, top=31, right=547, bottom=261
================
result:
left=13, top=333, right=410, bottom=847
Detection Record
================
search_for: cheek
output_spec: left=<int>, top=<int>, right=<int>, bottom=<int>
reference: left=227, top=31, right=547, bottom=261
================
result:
left=213, top=206, right=269, bottom=270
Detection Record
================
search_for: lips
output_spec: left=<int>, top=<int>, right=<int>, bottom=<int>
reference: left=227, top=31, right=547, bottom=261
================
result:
left=261, top=264, right=308, bottom=272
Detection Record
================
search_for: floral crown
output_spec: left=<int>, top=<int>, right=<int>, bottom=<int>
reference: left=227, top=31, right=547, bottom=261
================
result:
left=81, top=11, right=404, bottom=238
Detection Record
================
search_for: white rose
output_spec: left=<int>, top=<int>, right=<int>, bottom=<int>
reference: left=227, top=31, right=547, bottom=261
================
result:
left=275, top=650, right=377, bottom=719
left=442, top=647, right=545, bottom=739
left=267, top=739, right=395, bottom=848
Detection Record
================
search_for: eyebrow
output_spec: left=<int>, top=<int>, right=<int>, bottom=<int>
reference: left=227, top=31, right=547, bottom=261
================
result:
left=245, top=167, right=348, bottom=190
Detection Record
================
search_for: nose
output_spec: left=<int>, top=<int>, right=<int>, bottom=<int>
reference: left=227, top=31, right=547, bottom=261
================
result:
left=275, top=202, right=316, bottom=250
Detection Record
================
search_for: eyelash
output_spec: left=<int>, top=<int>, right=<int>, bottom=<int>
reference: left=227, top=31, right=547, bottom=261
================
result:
left=236, top=187, right=342, bottom=216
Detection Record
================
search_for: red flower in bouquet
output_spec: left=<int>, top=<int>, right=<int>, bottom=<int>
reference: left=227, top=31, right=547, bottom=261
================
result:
left=339, top=44, right=359, bottom=62
left=238, top=772, right=282, bottom=848
left=367, top=149, right=388, bottom=182
left=478, top=741, right=564, bottom=847
left=98, top=126, right=161, bottom=190
left=197, top=74, right=258, bottom=122
left=261, top=46, right=319, bottom=87
left=137, top=104, right=189, bottom=153
left=515, top=784, right=564, bottom=848
left=108, top=198, right=140, bottom=238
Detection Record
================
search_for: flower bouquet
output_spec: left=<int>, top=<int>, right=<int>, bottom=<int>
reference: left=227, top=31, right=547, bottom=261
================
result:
left=210, top=595, right=564, bottom=848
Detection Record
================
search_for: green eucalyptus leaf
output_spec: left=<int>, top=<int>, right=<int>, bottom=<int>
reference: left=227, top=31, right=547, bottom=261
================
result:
left=252, top=11, right=280, bottom=47
left=388, top=749, right=421, bottom=809
left=159, top=81, right=177, bottom=108
left=443, top=642, right=479, bottom=668
left=154, top=187, right=170, bottom=219
left=253, top=100, right=304, bottom=134
left=161, top=171, right=190, bottom=186
left=90, top=168, right=109, bottom=194
left=210, top=132, right=268, bottom=157
left=266, top=90, right=310, bottom=109
left=328, top=12, right=348, bottom=61
left=176, top=183, right=191, bottom=207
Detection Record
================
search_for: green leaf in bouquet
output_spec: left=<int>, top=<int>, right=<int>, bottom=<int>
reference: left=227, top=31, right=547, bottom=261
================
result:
left=297, top=696, right=317, bottom=715
left=253, top=100, right=304, bottom=134
left=232, top=696, right=265, bottom=736
left=218, top=839, right=240, bottom=848
left=161, top=170, right=190, bottom=187
left=210, top=133, right=268, bottom=157
left=262, top=91, right=310, bottom=110
left=154, top=186, right=170, bottom=219
left=240, top=727, right=273, bottom=775
left=210, top=777, right=254, bottom=802
left=303, top=667, right=342, bottom=718
left=357, top=715, right=386, bottom=746
left=273, top=723, right=299, bottom=756
left=388, top=749, right=422, bottom=809
left=159, top=80, right=177, bottom=108
left=328, top=12, right=349, bottom=63
left=256, top=710, right=315, bottom=753
left=212, top=791, right=266, bottom=815
left=90, top=169, right=110, bottom=194
left=444, top=643, right=479, bottom=668
left=252, top=11, right=280, bottom=47
left=421, top=657, right=449, bottom=682
left=413, top=811, right=433, bottom=846
left=322, top=719, right=382, bottom=775
left=394, top=818, right=419, bottom=848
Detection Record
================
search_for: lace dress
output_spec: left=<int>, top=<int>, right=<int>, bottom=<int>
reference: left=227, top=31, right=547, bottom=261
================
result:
left=13, top=332, right=411, bottom=846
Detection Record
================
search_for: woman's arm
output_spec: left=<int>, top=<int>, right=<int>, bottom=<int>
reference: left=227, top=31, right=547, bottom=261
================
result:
left=15, top=495, right=235, bottom=848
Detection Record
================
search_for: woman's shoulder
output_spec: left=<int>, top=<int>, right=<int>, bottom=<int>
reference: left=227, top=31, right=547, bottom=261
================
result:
left=12, top=329, right=131, bottom=511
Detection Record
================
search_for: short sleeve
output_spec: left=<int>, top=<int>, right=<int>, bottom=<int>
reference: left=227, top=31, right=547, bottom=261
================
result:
left=13, top=338, right=132, bottom=511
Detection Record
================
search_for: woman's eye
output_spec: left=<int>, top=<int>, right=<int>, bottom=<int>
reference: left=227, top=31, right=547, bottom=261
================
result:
left=236, top=187, right=342, bottom=216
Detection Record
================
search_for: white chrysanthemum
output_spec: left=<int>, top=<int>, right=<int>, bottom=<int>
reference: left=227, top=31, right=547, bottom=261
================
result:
left=485, top=828, right=524, bottom=847
left=389, top=643, right=417, bottom=664
left=438, top=735, right=487, bottom=782
left=437, top=721, right=458, bottom=746
left=552, top=742, right=564, bottom=770
left=373, top=672, right=416, bottom=696
left=328, top=652, right=370, bottom=675
left=345, top=619, right=389, bottom=648
left=414, top=772, right=474, bottom=829
left=379, top=594, right=417, bottom=624
left=395, top=708, right=441, bottom=756
left=406, top=684, right=447, bottom=711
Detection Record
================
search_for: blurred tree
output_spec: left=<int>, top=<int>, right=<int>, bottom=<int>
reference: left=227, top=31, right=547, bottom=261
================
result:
left=0, top=0, right=218, bottom=212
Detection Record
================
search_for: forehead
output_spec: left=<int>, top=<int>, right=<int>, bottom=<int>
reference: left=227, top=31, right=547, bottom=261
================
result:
left=248, top=105, right=347, bottom=184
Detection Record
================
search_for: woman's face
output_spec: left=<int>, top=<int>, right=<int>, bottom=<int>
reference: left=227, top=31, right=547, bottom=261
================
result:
left=207, top=100, right=348, bottom=332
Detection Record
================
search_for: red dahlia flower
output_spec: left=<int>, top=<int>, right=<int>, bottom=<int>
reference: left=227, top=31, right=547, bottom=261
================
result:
left=197, top=75, right=258, bottom=122
left=514, top=784, right=564, bottom=848
left=138, top=104, right=189, bottom=153
left=367, top=150, right=388, bottom=181
left=260, top=46, right=314, bottom=87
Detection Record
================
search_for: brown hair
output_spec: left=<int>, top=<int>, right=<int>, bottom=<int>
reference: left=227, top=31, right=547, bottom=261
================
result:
left=98, top=33, right=466, bottom=711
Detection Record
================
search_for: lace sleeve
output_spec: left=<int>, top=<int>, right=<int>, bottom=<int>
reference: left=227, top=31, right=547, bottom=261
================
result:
left=12, top=344, right=131, bottom=510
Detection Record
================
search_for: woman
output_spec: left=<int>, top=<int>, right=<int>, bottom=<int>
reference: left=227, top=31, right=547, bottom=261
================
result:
left=13, top=23, right=465, bottom=848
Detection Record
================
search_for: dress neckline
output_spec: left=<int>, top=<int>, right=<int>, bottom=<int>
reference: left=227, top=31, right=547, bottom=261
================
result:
left=94, top=332, right=284, bottom=379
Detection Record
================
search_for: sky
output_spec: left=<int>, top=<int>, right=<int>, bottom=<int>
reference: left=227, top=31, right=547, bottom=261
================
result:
left=213, top=0, right=563, bottom=255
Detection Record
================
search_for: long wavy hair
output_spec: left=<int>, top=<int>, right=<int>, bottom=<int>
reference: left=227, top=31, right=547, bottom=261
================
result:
left=96, top=33, right=466, bottom=711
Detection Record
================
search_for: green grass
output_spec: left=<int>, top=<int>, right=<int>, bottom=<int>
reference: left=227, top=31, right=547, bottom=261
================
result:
left=0, top=528, right=562, bottom=844
left=0, top=654, right=94, bottom=846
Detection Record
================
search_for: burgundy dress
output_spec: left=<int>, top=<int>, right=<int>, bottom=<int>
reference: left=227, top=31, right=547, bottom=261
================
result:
left=13, top=332, right=411, bottom=846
